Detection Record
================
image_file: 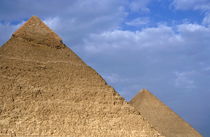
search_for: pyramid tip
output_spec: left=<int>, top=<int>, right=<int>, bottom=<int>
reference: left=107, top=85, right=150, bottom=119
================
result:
left=31, top=15, right=40, bottom=18
left=28, top=16, right=43, bottom=21
left=23, top=16, right=42, bottom=24
left=12, top=16, right=65, bottom=48
left=130, top=88, right=153, bottom=102
left=140, top=89, right=151, bottom=94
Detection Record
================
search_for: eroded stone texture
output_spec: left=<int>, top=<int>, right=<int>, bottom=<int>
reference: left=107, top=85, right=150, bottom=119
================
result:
left=0, top=16, right=164, bottom=137
left=129, top=89, right=203, bottom=137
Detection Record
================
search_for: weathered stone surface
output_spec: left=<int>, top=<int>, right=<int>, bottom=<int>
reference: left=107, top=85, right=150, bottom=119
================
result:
left=0, top=16, right=163, bottom=137
left=129, top=89, right=203, bottom=137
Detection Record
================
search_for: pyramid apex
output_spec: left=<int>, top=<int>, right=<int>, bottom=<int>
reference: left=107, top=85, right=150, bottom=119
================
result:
left=12, top=16, right=65, bottom=48
left=30, top=15, right=40, bottom=19
left=140, top=88, right=151, bottom=94
left=27, top=16, right=43, bottom=23
left=130, top=88, right=155, bottom=104
left=138, top=89, right=154, bottom=97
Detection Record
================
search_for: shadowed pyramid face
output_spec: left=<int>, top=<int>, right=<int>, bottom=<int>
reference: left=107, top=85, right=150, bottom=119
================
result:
left=0, top=16, right=164, bottom=136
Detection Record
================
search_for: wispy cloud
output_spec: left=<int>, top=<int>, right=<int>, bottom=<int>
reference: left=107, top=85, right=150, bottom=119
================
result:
left=129, top=0, right=151, bottom=12
left=126, top=17, right=150, bottom=27
left=172, top=0, right=210, bottom=10
left=174, top=71, right=196, bottom=88
left=0, top=21, right=24, bottom=45
left=203, top=13, right=210, bottom=25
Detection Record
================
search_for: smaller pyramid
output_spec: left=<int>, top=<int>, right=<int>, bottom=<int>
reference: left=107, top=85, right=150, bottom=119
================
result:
left=129, top=89, right=203, bottom=137
left=13, top=16, right=64, bottom=48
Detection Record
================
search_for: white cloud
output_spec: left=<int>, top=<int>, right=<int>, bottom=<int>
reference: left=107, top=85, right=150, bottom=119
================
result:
left=203, top=67, right=210, bottom=71
left=174, top=71, right=196, bottom=88
left=129, top=0, right=151, bottom=12
left=83, top=22, right=210, bottom=54
left=0, top=0, right=126, bottom=20
left=126, top=17, right=150, bottom=26
left=0, top=22, right=23, bottom=45
left=178, top=23, right=207, bottom=32
left=0, top=0, right=128, bottom=46
left=203, top=12, right=210, bottom=25
left=172, top=0, right=210, bottom=10
left=0, top=0, right=157, bottom=46
left=84, top=25, right=183, bottom=53
left=102, top=73, right=130, bottom=84
left=81, top=22, right=210, bottom=93
left=43, top=17, right=60, bottom=30
left=177, top=23, right=210, bottom=47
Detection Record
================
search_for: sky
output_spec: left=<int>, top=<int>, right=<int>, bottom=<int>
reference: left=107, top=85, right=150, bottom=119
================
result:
left=0, top=0, right=210, bottom=136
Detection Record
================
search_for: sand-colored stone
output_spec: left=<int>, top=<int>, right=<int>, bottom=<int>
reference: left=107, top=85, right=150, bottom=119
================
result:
left=129, top=89, right=203, bottom=137
left=0, top=16, right=164, bottom=137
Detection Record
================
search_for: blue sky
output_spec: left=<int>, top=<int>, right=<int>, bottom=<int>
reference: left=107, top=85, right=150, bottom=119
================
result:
left=0, top=0, right=210, bottom=136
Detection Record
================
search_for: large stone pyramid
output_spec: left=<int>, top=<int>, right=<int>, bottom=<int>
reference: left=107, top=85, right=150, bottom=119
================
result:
left=0, top=16, right=163, bottom=136
left=129, top=89, right=202, bottom=137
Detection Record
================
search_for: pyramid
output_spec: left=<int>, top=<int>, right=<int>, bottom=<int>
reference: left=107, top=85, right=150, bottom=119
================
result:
left=0, top=16, right=164, bottom=136
left=129, top=89, right=203, bottom=137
